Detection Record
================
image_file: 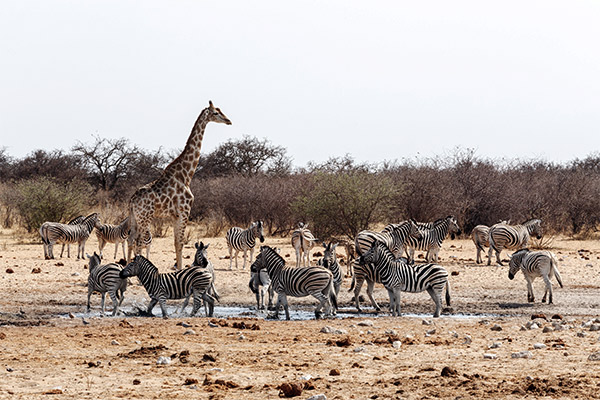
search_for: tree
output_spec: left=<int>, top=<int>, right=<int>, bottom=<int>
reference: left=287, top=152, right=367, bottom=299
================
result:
left=10, top=149, right=86, bottom=182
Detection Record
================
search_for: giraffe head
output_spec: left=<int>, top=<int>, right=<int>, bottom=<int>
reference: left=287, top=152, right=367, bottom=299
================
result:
left=207, top=101, right=232, bottom=125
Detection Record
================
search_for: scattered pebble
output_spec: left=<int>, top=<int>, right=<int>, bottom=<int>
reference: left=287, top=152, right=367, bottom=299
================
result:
left=358, top=321, right=374, bottom=327
left=320, top=326, right=333, bottom=334
left=208, top=322, right=218, bottom=328
left=181, top=322, right=192, bottom=328
left=490, top=324, right=502, bottom=331
left=392, top=341, right=402, bottom=349
left=488, top=342, right=502, bottom=349
left=577, top=332, right=586, bottom=338
left=463, top=335, right=472, bottom=345
left=157, top=356, right=171, bottom=365
left=329, top=369, right=340, bottom=376
left=183, top=330, right=196, bottom=335
left=588, top=352, right=600, bottom=361
left=278, top=382, right=303, bottom=397
left=111, top=340, right=120, bottom=345
left=425, top=329, right=436, bottom=336
left=385, top=329, right=398, bottom=335
left=533, top=343, right=547, bottom=349
left=542, top=326, right=554, bottom=333
left=5, top=268, right=14, bottom=274
left=307, top=395, right=327, bottom=400
left=300, top=374, right=313, bottom=381
left=31, top=268, right=41, bottom=274
left=511, top=351, right=533, bottom=359
left=590, top=324, right=600, bottom=332
left=71, top=272, right=80, bottom=277
left=440, top=366, right=458, bottom=377
left=353, top=347, right=365, bottom=353
left=525, top=321, right=539, bottom=330
left=422, top=319, right=432, bottom=325
left=483, top=353, right=497, bottom=360
left=551, top=314, right=563, bottom=320
left=238, top=334, right=245, bottom=341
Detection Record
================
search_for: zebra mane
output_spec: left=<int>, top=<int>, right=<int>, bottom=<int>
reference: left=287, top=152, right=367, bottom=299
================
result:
left=512, top=248, right=530, bottom=255
left=261, top=245, right=285, bottom=266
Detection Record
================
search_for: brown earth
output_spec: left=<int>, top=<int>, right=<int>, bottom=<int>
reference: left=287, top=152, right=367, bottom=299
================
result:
left=1, top=229, right=600, bottom=399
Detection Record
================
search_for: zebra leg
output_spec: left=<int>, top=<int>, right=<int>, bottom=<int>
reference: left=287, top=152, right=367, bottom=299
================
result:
left=100, top=292, right=106, bottom=315
left=109, top=291, right=120, bottom=316
left=427, top=287, right=443, bottom=318
left=242, top=249, right=248, bottom=270
left=542, top=274, right=553, bottom=304
left=267, top=284, right=275, bottom=310
left=408, top=248, right=416, bottom=264
left=228, top=245, right=233, bottom=269
left=146, top=298, right=158, bottom=316
left=179, top=294, right=191, bottom=314
left=295, top=248, right=301, bottom=268
left=200, top=292, right=215, bottom=317
left=366, top=280, right=381, bottom=312
left=352, top=275, right=365, bottom=312
left=495, top=248, right=503, bottom=266
left=487, top=246, right=493, bottom=266
left=257, top=286, right=264, bottom=310
left=525, top=277, right=535, bottom=302
left=113, top=242, right=119, bottom=260
left=312, top=292, right=328, bottom=320
left=158, top=299, right=169, bottom=319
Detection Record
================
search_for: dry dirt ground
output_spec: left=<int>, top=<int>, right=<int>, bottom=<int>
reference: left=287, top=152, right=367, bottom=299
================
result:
left=1, top=229, right=600, bottom=399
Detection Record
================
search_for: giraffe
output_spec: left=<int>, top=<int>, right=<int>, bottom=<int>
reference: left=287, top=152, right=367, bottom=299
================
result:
left=127, top=100, right=231, bottom=270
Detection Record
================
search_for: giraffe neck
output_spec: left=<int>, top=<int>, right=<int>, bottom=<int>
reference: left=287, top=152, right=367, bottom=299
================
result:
left=163, top=108, right=210, bottom=187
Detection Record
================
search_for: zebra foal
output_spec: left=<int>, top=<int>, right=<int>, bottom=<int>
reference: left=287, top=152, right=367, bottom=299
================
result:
left=39, top=213, right=100, bottom=259
left=249, top=256, right=274, bottom=311
left=95, top=217, right=130, bottom=260
left=291, top=222, right=318, bottom=267
left=86, top=252, right=127, bottom=316
left=359, top=241, right=451, bottom=317
left=508, top=248, right=563, bottom=304
left=226, top=221, right=265, bottom=270
left=120, top=255, right=214, bottom=318
left=256, top=246, right=337, bottom=320
left=487, top=219, right=542, bottom=266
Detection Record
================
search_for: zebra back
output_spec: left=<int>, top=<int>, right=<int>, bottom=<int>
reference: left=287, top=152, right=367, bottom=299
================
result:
left=405, top=215, right=460, bottom=251
left=291, top=224, right=317, bottom=252
left=95, top=217, right=130, bottom=244
left=226, top=221, right=265, bottom=251
left=355, top=219, right=421, bottom=257
left=489, top=219, right=542, bottom=252
left=87, top=252, right=126, bottom=294
left=41, top=213, right=100, bottom=244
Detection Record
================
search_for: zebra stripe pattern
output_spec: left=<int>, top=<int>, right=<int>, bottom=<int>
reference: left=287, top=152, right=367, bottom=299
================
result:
left=95, top=217, right=130, bottom=260
left=178, top=241, right=220, bottom=314
left=508, top=248, right=563, bottom=304
left=317, top=242, right=342, bottom=315
left=291, top=222, right=318, bottom=267
left=39, top=213, right=100, bottom=259
left=355, top=219, right=422, bottom=258
left=487, top=219, right=542, bottom=266
left=249, top=256, right=274, bottom=311
left=226, top=221, right=265, bottom=270
left=405, top=215, right=461, bottom=263
left=359, top=241, right=451, bottom=317
left=86, top=252, right=127, bottom=316
left=58, top=215, right=84, bottom=258
left=120, top=255, right=214, bottom=318
left=471, top=224, right=490, bottom=264
left=256, top=245, right=337, bottom=320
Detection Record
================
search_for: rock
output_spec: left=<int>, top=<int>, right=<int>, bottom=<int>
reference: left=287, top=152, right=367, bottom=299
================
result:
left=490, top=324, right=502, bottom=331
left=278, top=382, right=303, bottom=397
left=184, top=378, right=198, bottom=385
left=520, top=325, right=527, bottom=331
left=577, top=332, right=586, bottom=338
left=71, top=272, right=80, bottom=277
left=392, top=341, right=402, bottom=349
left=5, top=268, right=13, bottom=274
left=451, top=271, right=459, bottom=276
left=358, top=321, right=374, bottom=327
left=183, top=330, right=196, bottom=335
left=320, top=326, right=333, bottom=334
left=483, top=353, right=497, bottom=359
left=588, top=352, right=600, bottom=361
left=551, top=314, right=563, bottom=320
left=533, top=343, right=547, bottom=349
left=180, top=322, right=192, bottom=328
left=333, top=329, right=347, bottom=335
left=525, top=321, right=539, bottom=330
left=463, top=335, right=472, bottom=345
left=300, top=374, right=313, bottom=381
left=440, top=366, right=457, bottom=377
left=353, top=347, right=365, bottom=353
left=590, top=324, right=600, bottom=332
left=426, top=329, right=436, bottom=335
left=329, top=369, right=340, bottom=376
left=31, top=268, right=41, bottom=274
left=511, top=351, right=533, bottom=359
left=552, top=322, right=564, bottom=331
left=542, top=326, right=554, bottom=333
left=307, top=395, right=327, bottom=400
left=238, top=334, right=245, bottom=341
left=111, top=340, right=120, bottom=345
left=488, top=342, right=502, bottom=349
left=448, top=330, right=458, bottom=338
left=422, top=319, right=432, bottom=325
left=208, top=322, right=218, bottom=328
left=68, top=312, right=75, bottom=319
left=531, top=313, right=547, bottom=320
left=385, top=329, right=398, bottom=335
left=157, top=356, right=171, bottom=365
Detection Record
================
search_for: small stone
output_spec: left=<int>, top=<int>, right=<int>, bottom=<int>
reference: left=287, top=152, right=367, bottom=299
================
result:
left=183, top=330, right=196, bottom=335
left=533, top=343, right=547, bottom=349
left=588, top=352, right=600, bottom=361
left=385, top=329, right=398, bottom=335
left=449, top=330, right=458, bottom=338
left=157, top=356, right=171, bottom=365
left=577, top=332, right=586, bottom=338
left=358, top=321, right=374, bottom=327
left=422, top=319, right=432, bottom=325
left=525, top=322, right=539, bottom=330
left=511, top=351, right=533, bottom=359
left=132, top=379, right=141, bottom=385
left=552, top=322, right=564, bottom=331
left=278, top=382, right=303, bottom=397
left=426, top=329, right=436, bottom=335
left=320, top=326, right=333, bottom=334
left=462, top=335, right=472, bottom=345
left=208, top=322, right=218, bottom=328
left=392, top=341, right=402, bottom=349
left=490, top=324, right=502, bottom=331
left=520, top=325, right=527, bottom=331
left=531, top=313, right=547, bottom=320
left=440, top=366, right=457, bottom=377
left=333, top=329, right=347, bottom=335
left=590, top=324, right=600, bottom=332
left=307, top=395, right=327, bottom=400
left=111, top=340, right=120, bottom=345
left=353, top=347, right=365, bottom=353
left=72, top=272, right=80, bottom=277
left=551, top=314, right=563, bottom=320
left=238, top=334, right=245, bottom=340
left=300, top=374, right=313, bottom=381
left=483, top=353, right=497, bottom=359
left=329, top=369, right=340, bottom=376
left=31, top=268, right=41, bottom=274
left=181, top=322, right=192, bottom=328
left=542, top=326, right=554, bottom=333
left=5, top=268, right=14, bottom=274
left=488, top=342, right=502, bottom=349
left=451, top=271, right=459, bottom=276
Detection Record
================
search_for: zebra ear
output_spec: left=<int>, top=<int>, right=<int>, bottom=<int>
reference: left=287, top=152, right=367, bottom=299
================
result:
left=195, top=242, right=200, bottom=249
left=332, top=243, right=338, bottom=250
left=322, top=242, right=327, bottom=248
left=204, top=243, right=210, bottom=250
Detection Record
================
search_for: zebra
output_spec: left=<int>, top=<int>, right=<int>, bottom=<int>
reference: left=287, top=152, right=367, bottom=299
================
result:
left=177, top=241, right=220, bottom=314
left=317, top=242, right=342, bottom=297
left=351, top=220, right=422, bottom=311
left=119, top=255, right=214, bottom=318
left=249, top=256, right=274, bottom=311
left=57, top=215, right=83, bottom=259
left=405, top=215, right=462, bottom=263
left=39, top=213, right=100, bottom=259
left=226, top=221, right=265, bottom=270
left=338, top=238, right=356, bottom=277
left=255, top=245, right=337, bottom=320
left=508, top=248, right=563, bottom=304
left=95, top=217, right=130, bottom=260
left=487, top=219, right=543, bottom=266
left=86, top=252, right=127, bottom=316
left=355, top=219, right=422, bottom=258
left=471, top=220, right=510, bottom=264
left=358, top=241, right=451, bottom=317
left=291, top=222, right=318, bottom=267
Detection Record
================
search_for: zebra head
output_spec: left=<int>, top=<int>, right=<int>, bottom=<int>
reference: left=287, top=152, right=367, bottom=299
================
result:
left=206, top=100, right=232, bottom=125
left=120, top=255, right=145, bottom=279
left=408, top=219, right=423, bottom=240
left=86, top=252, right=101, bottom=272
left=447, top=216, right=462, bottom=239
left=193, top=241, right=210, bottom=268
left=358, top=241, right=386, bottom=266
left=321, top=242, right=338, bottom=268
left=526, top=219, right=543, bottom=240
left=253, top=221, right=265, bottom=243
left=508, top=248, right=530, bottom=280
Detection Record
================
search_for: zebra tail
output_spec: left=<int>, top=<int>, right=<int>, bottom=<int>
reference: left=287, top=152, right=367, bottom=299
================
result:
left=348, top=274, right=356, bottom=292
left=551, top=254, right=564, bottom=288
left=248, top=276, right=259, bottom=294
left=211, top=282, right=220, bottom=301
left=488, top=234, right=500, bottom=254
left=445, top=281, right=451, bottom=306
left=39, top=224, right=49, bottom=245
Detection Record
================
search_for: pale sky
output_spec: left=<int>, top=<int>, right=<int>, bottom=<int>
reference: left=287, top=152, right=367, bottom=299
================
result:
left=1, top=1, right=599, bottom=167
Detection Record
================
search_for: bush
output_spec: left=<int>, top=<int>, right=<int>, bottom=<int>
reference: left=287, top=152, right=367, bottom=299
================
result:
left=13, top=177, right=94, bottom=233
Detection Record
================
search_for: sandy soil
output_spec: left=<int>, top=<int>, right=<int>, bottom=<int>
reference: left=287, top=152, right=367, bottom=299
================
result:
left=1, top=229, right=600, bottom=399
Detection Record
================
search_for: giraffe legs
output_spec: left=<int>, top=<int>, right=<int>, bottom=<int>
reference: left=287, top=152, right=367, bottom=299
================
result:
left=173, top=216, right=188, bottom=270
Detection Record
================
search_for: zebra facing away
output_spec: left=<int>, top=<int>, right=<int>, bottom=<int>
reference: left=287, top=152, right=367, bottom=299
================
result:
left=120, top=255, right=214, bottom=318
left=249, top=256, right=274, bottom=311
left=226, top=221, right=265, bottom=270
left=39, top=213, right=100, bottom=259
left=95, top=217, right=130, bottom=260
left=358, top=241, right=451, bottom=317
left=291, top=222, right=318, bottom=267
left=177, top=241, right=220, bottom=315
left=255, top=245, right=337, bottom=320
left=405, top=215, right=462, bottom=263
left=487, top=219, right=543, bottom=266
left=86, top=252, right=127, bottom=316
left=508, top=248, right=563, bottom=304
left=471, top=220, right=510, bottom=264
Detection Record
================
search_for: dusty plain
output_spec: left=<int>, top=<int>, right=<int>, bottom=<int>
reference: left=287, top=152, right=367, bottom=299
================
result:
left=1, top=229, right=600, bottom=399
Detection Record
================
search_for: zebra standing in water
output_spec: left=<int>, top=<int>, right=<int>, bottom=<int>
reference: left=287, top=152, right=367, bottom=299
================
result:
left=249, top=256, right=274, bottom=311
left=487, top=219, right=542, bottom=266
left=291, top=222, right=318, bottom=267
left=95, top=217, right=130, bottom=260
left=178, top=241, right=220, bottom=314
left=58, top=215, right=83, bottom=259
left=39, top=213, right=100, bottom=259
left=226, top=221, right=265, bottom=270
left=86, top=252, right=127, bottom=316
left=405, top=216, right=462, bottom=263
left=351, top=220, right=422, bottom=312
left=256, top=245, right=337, bottom=320
left=317, top=242, right=342, bottom=314
left=359, top=241, right=451, bottom=317
left=120, top=255, right=214, bottom=318
left=508, top=248, right=563, bottom=304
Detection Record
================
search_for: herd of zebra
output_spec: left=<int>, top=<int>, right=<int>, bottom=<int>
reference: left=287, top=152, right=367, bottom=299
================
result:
left=37, top=213, right=564, bottom=319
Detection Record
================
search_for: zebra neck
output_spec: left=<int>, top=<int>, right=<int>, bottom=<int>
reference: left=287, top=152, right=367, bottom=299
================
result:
left=246, top=231, right=256, bottom=245
left=138, top=262, right=159, bottom=287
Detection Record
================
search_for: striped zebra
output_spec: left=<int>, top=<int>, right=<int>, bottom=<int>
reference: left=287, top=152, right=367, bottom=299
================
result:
left=508, top=248, right=563, bottom=304
left=487, top=219, right=543, bottom=266
left=255, top=245, right=337, bottom=320
left=86, top=252, right=127, bottom=316
left=249, top=256, right=274, bottom=311
left=178, top=241, right=220, bottom=314
left=59, top=215, right=84, bottom=258
left=39, top=213, right=100, bottom=259
left=95, top=217, right=130, bottom=260
left=291, top=222, right=318, bottom=267
left=226, top=221, right=265, bottom=270
left=471, top=220, right=510, bottom=264
left=351, top=220, right=423, bottom=312
left=405, top=215, right=462, bottom=263
left=317, top=242, right=342, bottom=297
left=355, top=219, right=422, bottom=258
left=120, top=255, right=214, bottom=318
left=358, top=241, right=451, bottom=317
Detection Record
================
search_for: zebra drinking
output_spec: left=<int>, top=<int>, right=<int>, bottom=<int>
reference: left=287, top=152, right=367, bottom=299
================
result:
left=86, top=252, right=127, bottom=316
left=39, top=213, right=100, bottom=259
left=358, top=241, right=451, bottom=317
left=508, top=248, right=563, bottom=304
left=291, top=222, right=318, bottom=267
left=255, top=245, right=337, bottom=320
left=487, top=219, right=542, bottom=266
left=119, top=255, right=214, bottom=318
left=249, top=256, right=274, bottom=311
left=226, top=221, right=265, bottom=270
left=95, top=217, right=130, bottom=260
left=405, top=215, right=462, bottom=263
